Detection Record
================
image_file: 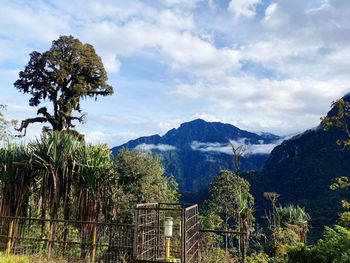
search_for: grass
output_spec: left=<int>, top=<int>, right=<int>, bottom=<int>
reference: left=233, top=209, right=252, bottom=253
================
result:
left=0, top=253, right=78, bottom=263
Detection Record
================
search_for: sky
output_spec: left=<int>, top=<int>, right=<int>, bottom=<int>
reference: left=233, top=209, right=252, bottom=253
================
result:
left=1, top=0, right=350, bottom=147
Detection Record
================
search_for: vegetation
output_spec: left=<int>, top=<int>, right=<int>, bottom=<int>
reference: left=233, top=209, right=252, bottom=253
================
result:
left=0, top=132, right=177, bottom=222
left=14, top=35, right=113, bottom=137
left=0, top=252, right=79, bottom=263
left=321, top=98, right=350, bottom=147
left=0, top=253, right=31, bottom=263
left=202, top=144, right=254, bottom=263
left=0, top=143, right=32, bottom=217
left=322, top=98, right=350, bottom=213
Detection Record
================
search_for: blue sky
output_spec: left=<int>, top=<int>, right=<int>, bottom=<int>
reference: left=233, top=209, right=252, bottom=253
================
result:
left=1, top=0, right=350, bottom=147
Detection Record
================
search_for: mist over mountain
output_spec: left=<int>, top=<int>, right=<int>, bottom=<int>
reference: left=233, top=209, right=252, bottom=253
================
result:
left=111, top=119, right=282, bottom=192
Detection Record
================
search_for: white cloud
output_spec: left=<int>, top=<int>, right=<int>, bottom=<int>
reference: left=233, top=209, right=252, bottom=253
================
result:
left=170, top=76, right=348, bottom=135
left=162, top=0, right=203, bottom=8
left=101, top=54, right=121, bottom=74
left=264, top=3, right=278, bottom=21
left=84, top=131, right=139, bottom=147
left=2, top=0, right=350, bottom=145
left=80, top=115, right=182, bottom=147
left=191, top=141, right=232, bottom=154
left=0, top=1, right=70, bottom=44
left=249, top=0, right=350, bottom=80
left=190, top=139, right=282, bottom=155
left=228, top=0, right=262, bottom=21
left=81, top=17, right=239, bottom=76
left=134, top=143, right=177, bottom=152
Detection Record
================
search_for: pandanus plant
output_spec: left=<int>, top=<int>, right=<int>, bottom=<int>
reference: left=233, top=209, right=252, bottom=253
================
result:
left=29, top=131, right=79, bottom=220
left=0, top=143, right=33, bottom=217
left=234, top=192, right=254, bottom=263
left=72, top=143, right=114, bottom=260
left=74, top=143, right=113, bottom=223
left=274, top=204, right=310, bottom=243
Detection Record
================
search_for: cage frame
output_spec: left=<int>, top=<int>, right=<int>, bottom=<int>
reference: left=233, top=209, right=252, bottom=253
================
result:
left=133, top=203, right=199, bottom=263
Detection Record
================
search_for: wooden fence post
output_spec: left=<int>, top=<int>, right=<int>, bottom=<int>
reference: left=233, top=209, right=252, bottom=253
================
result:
left=140, top=229, right=144, bottom=260
left=47, top=222, right=55, bottom=260
left=6, top=219, right=14, bottom=255
left=91, top=224, right=97, bottom=263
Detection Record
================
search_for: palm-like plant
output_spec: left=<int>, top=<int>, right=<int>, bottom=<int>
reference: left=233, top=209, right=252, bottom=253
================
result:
left=235, top=192, right=254, bottom=263
left=274, top=204, right=310, bottom=243
left=74, top=143, right=112, bottom=222
left=29, top=131, right=79, bottom=219
left=0, top=143, right=32, bottom=217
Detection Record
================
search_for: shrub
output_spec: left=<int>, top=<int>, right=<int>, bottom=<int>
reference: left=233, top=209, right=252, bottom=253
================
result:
left=247, top=251, right=269, bottom=263
left=285, top=225, right=350, bottom=263
left=200, top=247, right=235, bottom=263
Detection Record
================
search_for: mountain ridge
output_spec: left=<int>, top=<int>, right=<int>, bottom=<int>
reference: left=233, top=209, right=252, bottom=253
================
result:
left=111, top=118, right=282, bottom=192
left=249, top=94, right=350, bottom=242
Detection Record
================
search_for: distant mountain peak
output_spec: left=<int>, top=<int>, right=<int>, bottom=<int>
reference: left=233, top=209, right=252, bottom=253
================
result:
left=111, top=119, right=281, bottom=192
left=182, top=118, right=207, bottom=125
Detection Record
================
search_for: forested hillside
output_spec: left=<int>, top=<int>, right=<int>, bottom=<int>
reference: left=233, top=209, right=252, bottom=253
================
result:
left=250, top=95, right=350, bottom=242
left=112, top=119, right=281, bottom=192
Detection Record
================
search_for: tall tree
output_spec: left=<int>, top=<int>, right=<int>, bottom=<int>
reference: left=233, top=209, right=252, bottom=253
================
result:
left=14, top=35, right=113, bottom=137
left=204, top=143, right=254, bottom=263
left=114, top=148, right=179, bottom=223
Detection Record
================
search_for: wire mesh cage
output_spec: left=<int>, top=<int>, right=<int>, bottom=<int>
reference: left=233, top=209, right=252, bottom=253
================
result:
left=0, top=216, right=134, bottom=262
left=133, top=203, right=199, bottom=263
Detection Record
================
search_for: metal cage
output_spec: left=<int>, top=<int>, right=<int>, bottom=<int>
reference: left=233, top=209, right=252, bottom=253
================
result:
left=133, top=203, right=199, bottom=263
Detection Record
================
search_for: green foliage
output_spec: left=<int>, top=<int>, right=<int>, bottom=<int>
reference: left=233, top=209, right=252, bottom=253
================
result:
left=264, top=203, right=309, bottom=257
left=200, top=212, right=224, bottom=230
left=322, top=98, right=350, bottom=210
left=203, top=144, right=254, bottom=263
left=338, top=211, right=350, bottom=228
left=274, top=205, right=309, bottom=231
left=272, top=227, right=299, bottom=257
left=205, top=170, right=254, bottom=225
left=74, top=143, right=114, bottom=222
left=0, top=252, right=31, bottom=263
left=247, top=252, right=269, bottom=263
left=199, top=212, right=225, bottom=258
left=0, top=142, right=32, bottom=217
left=30, top=131, right=80, bottom=219
left=267, top=257, right=286, bottom=263
left=0, top=252, right=77, bottom=262
left=14, top=35, right=113, bottom=136
left=113, top=148, right=179, bottom=222
left=115, top=148, right=178, bottom=203
left=321, top=98, right=350, bottom=147
left=0, top=133, right=179, bottom=224
left=200, top=247, right=235, bottom=263
left=285, top=225, right=350, bottom=263
left=166, top=256, right=177, bottom=262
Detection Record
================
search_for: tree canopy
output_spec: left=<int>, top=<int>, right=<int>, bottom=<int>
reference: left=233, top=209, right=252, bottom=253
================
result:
left=14, top=35, right=113, bottom=137
left=203, top=143, right=254, bottom=263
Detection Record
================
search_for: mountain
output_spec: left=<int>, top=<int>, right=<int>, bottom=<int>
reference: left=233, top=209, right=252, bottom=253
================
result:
left=111, top=119, right=282, bottom=192
left=250, top=95, right=350, bottom=242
